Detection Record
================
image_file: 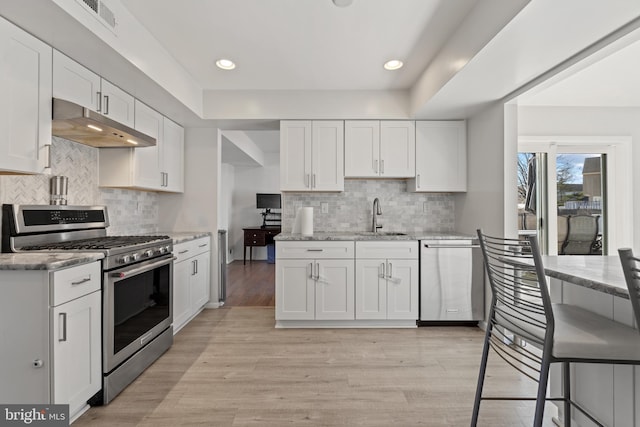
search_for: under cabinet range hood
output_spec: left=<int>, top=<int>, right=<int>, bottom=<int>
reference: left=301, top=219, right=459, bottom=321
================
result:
left=52, top=98, right=156, bottom=148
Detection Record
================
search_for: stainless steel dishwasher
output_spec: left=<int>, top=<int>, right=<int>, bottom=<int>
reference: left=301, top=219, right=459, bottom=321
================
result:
left=419, top=240, right=484, bottom=322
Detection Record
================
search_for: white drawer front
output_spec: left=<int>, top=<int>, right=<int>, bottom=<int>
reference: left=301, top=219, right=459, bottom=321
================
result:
left=191, top=236, right=211, bottom=256
left=276, top=241, right=354, bottom=259
left=356, top=241, right=419, bottom=259
left=52, top=261, right=101, bottom=306
left=174, top=241, right=196, bottom=263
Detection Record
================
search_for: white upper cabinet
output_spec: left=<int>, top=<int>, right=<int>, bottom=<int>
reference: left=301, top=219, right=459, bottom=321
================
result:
left=162, top=117, right=185, bottom=192
left=280, top=120, right=344, bottom=191
left=99, top=101, right=184, bottom=192
left=408, top=121, right=467, bottom=192
left=53, top=50, right=134, bottom=127
left=132, top=100, right=164, bottom=188
left=0, top=16, right=52, bottom=174
left=344, top=121, right=415, bottom=178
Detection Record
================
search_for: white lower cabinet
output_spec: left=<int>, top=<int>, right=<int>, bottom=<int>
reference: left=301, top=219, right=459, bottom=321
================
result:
left=275, top=240, right=418, bottom=327
left=0, top=261, right=102, bottom=421
left=173, top=236, right=211, bottom=333
left=355, top=241, right=419, bottom=320
left=276, top=241, right=355, bottom=321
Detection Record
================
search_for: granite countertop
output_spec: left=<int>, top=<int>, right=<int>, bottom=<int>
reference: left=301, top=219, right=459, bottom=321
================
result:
left=508, top=255, right=628, bottom=299
left=0, top=253, right=104, bottom=271
left=274, top=231, right=475, bottom=241
left=157, top=231, right=212, bottom=245
left=540, top=255, right=628, bottom=299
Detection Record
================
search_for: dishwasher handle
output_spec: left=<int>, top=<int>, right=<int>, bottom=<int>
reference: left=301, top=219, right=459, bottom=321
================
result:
left=423, top=244, right=480, bottom=249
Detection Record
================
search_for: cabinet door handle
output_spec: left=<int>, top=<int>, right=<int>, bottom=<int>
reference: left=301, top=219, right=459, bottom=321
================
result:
left=44, top=144, right=52, bottom=169
left=388, top=262, right=393, bottom=279
left=178, top=249, right=189, bottom=254
left=308, top=262, right=313, bottom=280
left=315, top=263, right=320, bottom=281
left=71, top=276, right=91, bottom=286
left=165, top=172, right=169, bottom=187
left=417, top=174, right=421, bottom=188
left=374, top=159, right=378, bottom=174
left=306, top=249, right=324, bottom=252
left=192, top=260, right=198, bottom=275
left=305, top=174, right=310, bottom=188
left=198, top=243, right=208, bottom=248
left=59, top=313, right=67, bottom=342
left=380, top=262, right=385, bottom=279
left=103, top=95, right=109, bottom=115
left=381, top=159, right=385, bottom=174
left=96, top=91, right=102, bottom=112
left=312, top=174, right=316, bottom=189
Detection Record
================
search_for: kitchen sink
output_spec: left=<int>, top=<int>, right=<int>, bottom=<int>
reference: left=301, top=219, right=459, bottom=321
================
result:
left=355, top=231, right=407, bottom=236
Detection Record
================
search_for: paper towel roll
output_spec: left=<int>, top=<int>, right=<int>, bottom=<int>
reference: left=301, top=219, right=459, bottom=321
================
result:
left=300, top=207, right=313, bottom=235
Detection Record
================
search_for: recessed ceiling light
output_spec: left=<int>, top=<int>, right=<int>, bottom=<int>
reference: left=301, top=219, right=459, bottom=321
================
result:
left=383, top=60, right=403, bottom=71
left=216, top=59, right=236, bottom=70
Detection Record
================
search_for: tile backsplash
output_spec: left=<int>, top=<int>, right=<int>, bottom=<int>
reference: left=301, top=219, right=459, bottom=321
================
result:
left=0, top=136, right=159, bottom=236
left=283, top=180, right=455, bottom=233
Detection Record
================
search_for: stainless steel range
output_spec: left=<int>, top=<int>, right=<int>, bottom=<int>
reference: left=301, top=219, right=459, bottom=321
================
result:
left=2, top=204, right=174, bottom=405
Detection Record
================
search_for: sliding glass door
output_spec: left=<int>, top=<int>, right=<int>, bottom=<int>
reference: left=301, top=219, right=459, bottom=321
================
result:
left=517, top=138, right=630, bottom=256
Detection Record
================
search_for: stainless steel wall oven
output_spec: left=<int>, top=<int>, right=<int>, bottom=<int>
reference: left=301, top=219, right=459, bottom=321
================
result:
left=2, top=204, right=174, bottom=404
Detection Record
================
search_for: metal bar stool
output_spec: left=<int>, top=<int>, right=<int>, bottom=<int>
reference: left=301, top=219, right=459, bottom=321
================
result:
left=471, top=230, right=640, bottom=426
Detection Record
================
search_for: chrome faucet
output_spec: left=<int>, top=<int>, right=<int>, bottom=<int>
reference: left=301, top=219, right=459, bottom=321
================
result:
left=372, top=198, right=383, bottom=233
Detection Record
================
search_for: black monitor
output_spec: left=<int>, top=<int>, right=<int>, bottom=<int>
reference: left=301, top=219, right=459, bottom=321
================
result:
left=256, top=193, right=281, bottom=210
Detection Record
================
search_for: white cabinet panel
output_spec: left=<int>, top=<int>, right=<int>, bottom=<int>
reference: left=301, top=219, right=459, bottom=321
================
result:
left=312, top=121, right=344, bottom=191
left=344, top=120, right=379, bottom=177
left=356, top=260, right=387, bottom=320
left=51, top=290, right=101, bottom=412
left=162, top=117, right=185, bottom=192
left=345, top=121, right=414, bottom=178
left=53, top=50, right=101, bottom=111
left=315, top=260, right=355, bottom=320
left=280, top=120, right=343, bottom=191
left=53, top=50, right=134, bottom=127
left=410, top=121, right=466, bottom=192
left=172, top=237, right=211, bottom=333
left=379, top=121, right=415, bottom=177
left=133, top=100, right=163, bottom=188
left=0, top=16, right=51, bottom=174
left=276, top=259, right=315, bottom=320
left=355, top=242, right=418, bottom=321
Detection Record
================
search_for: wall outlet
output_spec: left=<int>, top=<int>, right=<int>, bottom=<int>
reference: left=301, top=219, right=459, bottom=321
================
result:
left=321, top=202, right=329, bottom=214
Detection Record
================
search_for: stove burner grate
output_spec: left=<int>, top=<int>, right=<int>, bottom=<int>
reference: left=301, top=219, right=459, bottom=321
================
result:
left=22, top=235, right=170, bottom=251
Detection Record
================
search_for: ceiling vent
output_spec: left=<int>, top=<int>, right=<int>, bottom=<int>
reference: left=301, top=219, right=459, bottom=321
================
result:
left=76, top=0, right=117, bottom=32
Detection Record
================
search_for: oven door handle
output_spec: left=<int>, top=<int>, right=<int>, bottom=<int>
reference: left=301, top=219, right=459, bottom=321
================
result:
left=110, top=255, right=176, bottom=279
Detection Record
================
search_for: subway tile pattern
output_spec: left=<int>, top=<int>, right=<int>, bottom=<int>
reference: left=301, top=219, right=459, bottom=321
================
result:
left=282, top=179, right=455, bottom=233
left=0, top=137, right=159, bottom=237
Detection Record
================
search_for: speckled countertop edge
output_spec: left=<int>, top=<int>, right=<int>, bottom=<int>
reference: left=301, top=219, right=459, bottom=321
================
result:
left=0, top=253, right=104, bottom=271
left=274, top=232, right=476, bottom=241
left=160, top=231, right=212, bottom=245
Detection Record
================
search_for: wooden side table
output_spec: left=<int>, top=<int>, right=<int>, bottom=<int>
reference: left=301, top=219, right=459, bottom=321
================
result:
left=243, top=226, right=281, bottom=264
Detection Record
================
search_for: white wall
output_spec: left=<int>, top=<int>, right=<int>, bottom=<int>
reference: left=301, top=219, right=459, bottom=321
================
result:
left=229, top=152, right=280, bottom=262
left=158, top=127, right=220, bottom=307
left=518, top=105, right=639, bottom=250
left=455, top=101, right=511, bottom=237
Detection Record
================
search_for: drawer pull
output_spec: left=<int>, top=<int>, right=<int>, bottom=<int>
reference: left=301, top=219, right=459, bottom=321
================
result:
left=178, top=250, right=189, bottom=254
left=71, top=276, right=91, bottom=286
left=306, top=249, right=324, bottom=252
left=198, top=243, right=208, bottom=248
left=59, top=313, right=67, bottom=342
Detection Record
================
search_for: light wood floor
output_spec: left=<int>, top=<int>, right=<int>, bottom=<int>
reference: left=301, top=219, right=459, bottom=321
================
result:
left=75, top=307, right=557, bottom=426
left=225, top=260, right=275, bottom=306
